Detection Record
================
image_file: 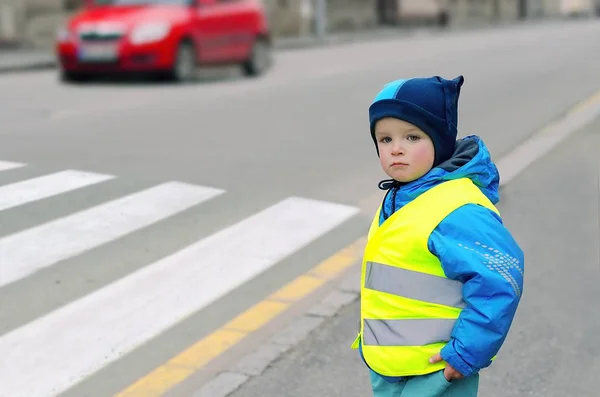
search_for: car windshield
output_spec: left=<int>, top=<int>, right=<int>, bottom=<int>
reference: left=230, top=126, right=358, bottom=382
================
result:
left=94, top=0, right=191, bottom=5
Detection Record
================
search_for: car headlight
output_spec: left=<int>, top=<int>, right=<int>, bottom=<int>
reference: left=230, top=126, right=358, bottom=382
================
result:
left=130, top=22, right=171, bottom=45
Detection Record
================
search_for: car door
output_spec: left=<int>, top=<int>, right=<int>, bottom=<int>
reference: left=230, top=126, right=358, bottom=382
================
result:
left=207, top=0, right=255, bottom=62
left=217, top=0, right=255, bottom=61
left=191, top=0, right=229, bottom=63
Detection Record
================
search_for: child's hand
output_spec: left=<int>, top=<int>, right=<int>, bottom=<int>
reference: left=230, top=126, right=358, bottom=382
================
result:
left=429, top=353, right=465, bottom=381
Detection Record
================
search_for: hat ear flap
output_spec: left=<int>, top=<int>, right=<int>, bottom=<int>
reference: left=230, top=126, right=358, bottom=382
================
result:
left=453, top=75, right=465, bottom=98
left=444, top=75, right=464, bottom=133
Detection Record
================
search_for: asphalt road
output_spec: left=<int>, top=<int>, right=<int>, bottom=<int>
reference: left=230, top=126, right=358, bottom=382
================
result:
left=0, top=19, right=599, bottom=397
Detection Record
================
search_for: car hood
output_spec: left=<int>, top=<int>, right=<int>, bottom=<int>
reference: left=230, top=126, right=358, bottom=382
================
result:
left=69, top=5, right=189, bottom=31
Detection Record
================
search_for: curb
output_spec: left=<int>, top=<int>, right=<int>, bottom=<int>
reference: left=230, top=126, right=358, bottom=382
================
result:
left=0, top=60, right=57, bottom=74
left=191, top=267, right=361, bottom=397
left=271, top=26, right=427, bottom=51
left=0, top=48, right=57, bottom=74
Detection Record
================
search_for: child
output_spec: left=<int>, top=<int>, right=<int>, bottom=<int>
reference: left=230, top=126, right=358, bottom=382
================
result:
left=351, top=75, right=524, bottom=397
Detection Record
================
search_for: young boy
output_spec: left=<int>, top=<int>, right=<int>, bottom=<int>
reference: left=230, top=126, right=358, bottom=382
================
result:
left=352, top=75, right=524, bottom=397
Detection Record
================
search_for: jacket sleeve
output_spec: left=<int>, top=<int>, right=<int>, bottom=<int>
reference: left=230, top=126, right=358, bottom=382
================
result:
left=428, top=204, right=524, bottom=377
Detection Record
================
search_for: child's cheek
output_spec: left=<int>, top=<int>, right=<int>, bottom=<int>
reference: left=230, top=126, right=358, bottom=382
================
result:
left=411, top=146, right=427, bottom=164
left=379, top=153, right=389, bottom=169
left=414, top=144, right=434, bottom=167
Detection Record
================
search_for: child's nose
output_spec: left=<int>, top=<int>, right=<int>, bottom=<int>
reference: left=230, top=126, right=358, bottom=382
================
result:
left=392, top=143, right=405, bottom=155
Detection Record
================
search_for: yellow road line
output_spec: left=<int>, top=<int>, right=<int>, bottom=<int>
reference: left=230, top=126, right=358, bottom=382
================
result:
left=567, top=89, right=600, bottom=115
left=116, top=237, right=365, bottom=397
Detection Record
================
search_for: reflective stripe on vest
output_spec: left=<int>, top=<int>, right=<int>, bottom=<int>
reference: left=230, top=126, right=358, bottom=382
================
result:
left=365, top=261, right=466, bottom=309
left=354, top=178, right=501, bottom=378
left=363, top=318, right=456, bottom=346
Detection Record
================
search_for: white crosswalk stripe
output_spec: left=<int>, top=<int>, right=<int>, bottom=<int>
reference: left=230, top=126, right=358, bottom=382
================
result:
left=0, top=160, right=25, bottom=172
left=0, top=170, right=114, bottom=212
left=0, top=160, right=359, bottom=397
left=0, top=181, right=224, bottom=288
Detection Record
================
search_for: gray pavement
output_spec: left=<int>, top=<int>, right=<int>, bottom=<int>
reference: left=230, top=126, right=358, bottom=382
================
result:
left=0, top=19, right=599, bottom=397
left=226, top=117, right=600, bottom=397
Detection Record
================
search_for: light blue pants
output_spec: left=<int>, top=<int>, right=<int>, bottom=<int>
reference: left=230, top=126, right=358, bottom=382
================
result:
left=370, top=370, right=479, bottom=397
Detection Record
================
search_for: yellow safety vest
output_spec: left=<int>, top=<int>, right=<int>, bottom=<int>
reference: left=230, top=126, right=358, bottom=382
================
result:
left=352, top=178, right=500, bottom=377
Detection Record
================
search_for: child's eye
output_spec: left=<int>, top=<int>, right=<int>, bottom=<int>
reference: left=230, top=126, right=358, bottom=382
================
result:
left=379, top=137, right=392, bottom=143
left=407, top=134, right=421, bottom=142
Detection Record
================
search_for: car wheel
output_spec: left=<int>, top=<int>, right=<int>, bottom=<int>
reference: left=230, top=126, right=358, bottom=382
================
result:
left=242, top=37, right=272, bottom=77
left=171, top=41, right=197, bottom=82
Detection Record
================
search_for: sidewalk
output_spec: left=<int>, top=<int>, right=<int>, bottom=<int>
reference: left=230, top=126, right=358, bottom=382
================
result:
left=0, top=48, right=57, bottom=73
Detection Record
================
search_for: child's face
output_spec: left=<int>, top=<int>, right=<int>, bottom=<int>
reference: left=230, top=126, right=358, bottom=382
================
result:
left=374, top=118, right=435, bottom=183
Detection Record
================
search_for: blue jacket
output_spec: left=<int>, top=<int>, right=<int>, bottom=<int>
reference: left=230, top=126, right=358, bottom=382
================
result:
left=361, top=135, right=524, bottom=379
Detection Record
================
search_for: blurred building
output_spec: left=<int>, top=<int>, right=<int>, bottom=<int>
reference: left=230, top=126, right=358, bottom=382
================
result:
left=0, top=0, right=598, bottom=50
left=262, top=0, right=598, bottom=38
left=0, top=0, right=73, bottom=49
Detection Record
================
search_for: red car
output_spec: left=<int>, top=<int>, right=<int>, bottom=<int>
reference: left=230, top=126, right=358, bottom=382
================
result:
left=56, top=0, right=272, bottom=82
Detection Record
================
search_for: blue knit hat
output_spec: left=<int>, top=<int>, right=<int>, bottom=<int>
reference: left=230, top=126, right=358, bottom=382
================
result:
left=369, top=75, right=464, bottom=166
